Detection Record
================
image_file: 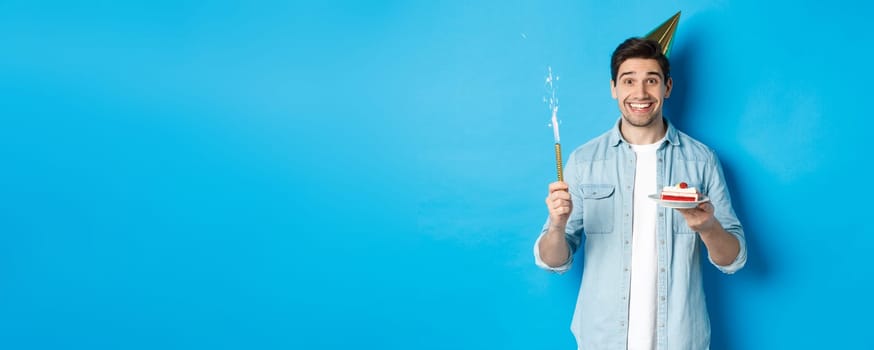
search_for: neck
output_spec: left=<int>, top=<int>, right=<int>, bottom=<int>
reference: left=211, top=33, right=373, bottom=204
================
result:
left=620, top=117, right=667, bottom=145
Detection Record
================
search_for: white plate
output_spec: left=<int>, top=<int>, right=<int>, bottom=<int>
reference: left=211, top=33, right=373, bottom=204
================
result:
left=647, top=194, right=710, bottom=209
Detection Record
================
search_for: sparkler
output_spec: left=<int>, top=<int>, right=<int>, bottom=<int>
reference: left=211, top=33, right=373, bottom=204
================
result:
left=545, top=67, right=562, bottom=181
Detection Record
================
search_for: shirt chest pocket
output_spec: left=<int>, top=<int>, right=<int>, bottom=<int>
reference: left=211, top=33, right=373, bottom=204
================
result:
left=580, top=184, right=615, bottom=234
left=672, top=211, right=696, bottom=234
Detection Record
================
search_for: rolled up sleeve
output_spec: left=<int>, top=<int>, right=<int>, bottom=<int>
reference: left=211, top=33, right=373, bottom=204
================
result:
left=533, top=228, right=573, bottom=273
left=706, top=151, right=748, bottom=274
left=709, top=231, right=747, bottom=274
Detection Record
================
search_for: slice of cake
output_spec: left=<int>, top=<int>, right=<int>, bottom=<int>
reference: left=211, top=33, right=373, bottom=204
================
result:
left=660, top=182, right=699, bottom=202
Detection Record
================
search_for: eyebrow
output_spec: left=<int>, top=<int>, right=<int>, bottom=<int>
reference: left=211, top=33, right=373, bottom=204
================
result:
left=618, top=71, right=664, bottom=79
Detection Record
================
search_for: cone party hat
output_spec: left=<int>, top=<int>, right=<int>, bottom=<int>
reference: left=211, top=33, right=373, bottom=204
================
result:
left=645, top=11, right=681, bottom=57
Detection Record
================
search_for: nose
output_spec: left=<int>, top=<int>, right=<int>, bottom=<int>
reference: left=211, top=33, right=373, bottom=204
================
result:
left=633, top=83, right=648, bottom=99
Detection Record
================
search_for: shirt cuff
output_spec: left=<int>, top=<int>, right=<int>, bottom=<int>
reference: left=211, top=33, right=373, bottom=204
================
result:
left=533, top=231, right=573, bottom=273
left=708, top=232, right=747, bottom=274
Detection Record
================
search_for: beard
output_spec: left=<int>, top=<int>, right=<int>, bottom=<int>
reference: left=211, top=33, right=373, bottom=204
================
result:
left=621, top=112, right=661, bottom=128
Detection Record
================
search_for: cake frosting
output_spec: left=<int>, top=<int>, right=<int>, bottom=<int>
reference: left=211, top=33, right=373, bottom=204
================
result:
left=660, top=182, right=699, bottom=202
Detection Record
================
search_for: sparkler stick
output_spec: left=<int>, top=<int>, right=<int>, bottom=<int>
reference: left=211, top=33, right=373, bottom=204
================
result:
left=551, top=106, right=563, bottom=181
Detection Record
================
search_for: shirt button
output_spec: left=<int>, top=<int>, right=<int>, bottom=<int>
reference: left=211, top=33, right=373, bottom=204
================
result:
left=660, top=240, right=665, bottom=245
left=661, top=296, right=666, bottom=301
left=624, top=268, right=629, bottom=272
left=625, top=240, right=629, bottom=245
left=661, top=268, right=666, bottom=272
left=658, top=212, right=664, bottom=217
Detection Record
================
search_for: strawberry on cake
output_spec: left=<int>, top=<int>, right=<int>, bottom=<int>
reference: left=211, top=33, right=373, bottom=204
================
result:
left=660, top=182, right=699, bottom=202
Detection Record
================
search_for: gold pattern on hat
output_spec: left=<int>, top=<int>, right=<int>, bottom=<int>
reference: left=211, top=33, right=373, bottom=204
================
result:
left=645, top=11, right=681, bottom=57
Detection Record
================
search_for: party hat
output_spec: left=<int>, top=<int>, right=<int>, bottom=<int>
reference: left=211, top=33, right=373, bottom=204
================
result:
left=645, top=11, right=681, bottom=57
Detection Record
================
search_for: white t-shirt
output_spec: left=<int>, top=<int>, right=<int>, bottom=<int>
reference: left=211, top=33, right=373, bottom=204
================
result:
left=627, top=142, right=661, bottom=350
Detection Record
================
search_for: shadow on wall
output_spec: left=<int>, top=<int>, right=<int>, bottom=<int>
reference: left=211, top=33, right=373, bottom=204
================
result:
left=667, top=24, right=771, bottom=350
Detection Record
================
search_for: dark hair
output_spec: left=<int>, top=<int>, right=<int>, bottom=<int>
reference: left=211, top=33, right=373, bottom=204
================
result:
left=610, top=38, right=670, bottom=85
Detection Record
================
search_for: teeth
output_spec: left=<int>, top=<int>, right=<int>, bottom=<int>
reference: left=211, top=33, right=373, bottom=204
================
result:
left=630, top=103, right=652, bottom=109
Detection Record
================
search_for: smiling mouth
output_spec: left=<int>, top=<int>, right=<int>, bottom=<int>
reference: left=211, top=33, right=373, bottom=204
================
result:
left=627, top=102, right=654, bottom=112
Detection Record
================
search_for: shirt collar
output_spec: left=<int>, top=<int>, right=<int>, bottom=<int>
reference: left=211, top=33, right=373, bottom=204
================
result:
left=608, top=117, right=681, bottom=147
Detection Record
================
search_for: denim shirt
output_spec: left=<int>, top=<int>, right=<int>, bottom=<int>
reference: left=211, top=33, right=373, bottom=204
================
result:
left=534, top=118, right=746, bottom=350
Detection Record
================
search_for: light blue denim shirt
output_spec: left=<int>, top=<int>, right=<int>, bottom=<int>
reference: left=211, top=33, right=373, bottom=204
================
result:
left=534, top=118, right=746, bottom=350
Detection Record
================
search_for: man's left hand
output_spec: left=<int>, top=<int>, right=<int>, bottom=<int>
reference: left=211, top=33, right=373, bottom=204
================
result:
left=676, top=202, right=720, bottom=234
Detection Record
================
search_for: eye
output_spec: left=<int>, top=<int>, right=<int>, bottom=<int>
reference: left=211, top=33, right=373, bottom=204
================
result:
left=646, top=78, right=658, bottom=85
left=624, top=79, right=634, bottom=85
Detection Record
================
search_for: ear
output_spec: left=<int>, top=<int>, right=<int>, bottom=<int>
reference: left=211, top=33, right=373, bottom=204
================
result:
left=664, top=77, right=673, bottom=98
left=611, top=80, right=617, bottom=99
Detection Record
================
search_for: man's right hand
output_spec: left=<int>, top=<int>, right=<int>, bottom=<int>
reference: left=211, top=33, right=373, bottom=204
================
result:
left=545, top=181, right=572, bottom=230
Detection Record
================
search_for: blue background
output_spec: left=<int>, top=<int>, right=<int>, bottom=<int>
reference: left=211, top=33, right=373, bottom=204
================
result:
left=1, top=1, right=870, bottom=349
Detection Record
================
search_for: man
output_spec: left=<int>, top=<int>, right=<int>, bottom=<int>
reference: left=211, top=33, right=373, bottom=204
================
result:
left=534, top=38, right=746, bottom=350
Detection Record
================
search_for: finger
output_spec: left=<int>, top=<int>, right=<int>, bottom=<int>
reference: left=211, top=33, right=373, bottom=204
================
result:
left=546, top=195, right=570, bottom=207
left=546, top=191, right=571, bottom=204
left=548, top=181, right=569, bottom=193
left=552, top=191, right=571, bottom=201
left=553, top=206, right=571, bottom=215
left=675, top=207, right=702, bottom=218
left=549, top=196, right=570, bottom=207
left=552, top=200, right=571, bottom=210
